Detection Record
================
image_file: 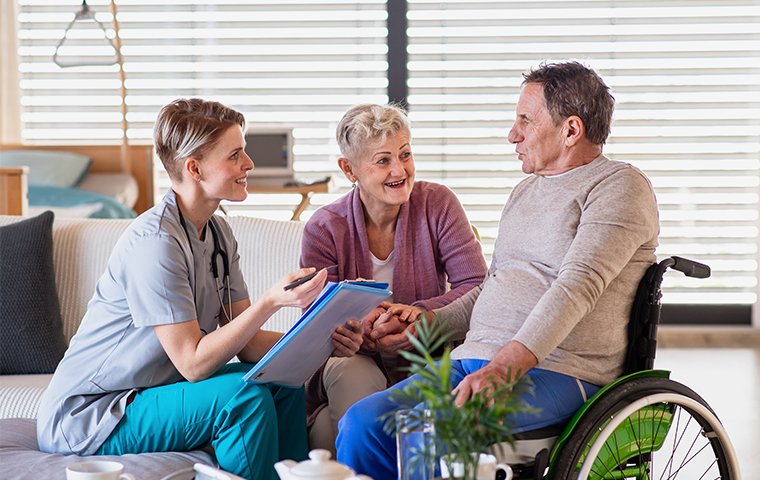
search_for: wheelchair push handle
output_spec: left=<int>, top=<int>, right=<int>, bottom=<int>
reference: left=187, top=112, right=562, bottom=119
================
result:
left=668, top=256, right=711, bottom=279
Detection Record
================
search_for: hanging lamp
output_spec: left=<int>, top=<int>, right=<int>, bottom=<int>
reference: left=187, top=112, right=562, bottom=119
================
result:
left=53, top=0, right=129, bottom=174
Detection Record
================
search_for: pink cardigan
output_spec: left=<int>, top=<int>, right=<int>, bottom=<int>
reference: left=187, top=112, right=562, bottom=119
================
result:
left=300, top=181, right=487, bottom=309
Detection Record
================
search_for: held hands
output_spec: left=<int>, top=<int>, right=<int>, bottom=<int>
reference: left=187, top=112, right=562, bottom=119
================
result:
left=385, top=303, right=426, bottom=324
left=361, top=302, right=426, bottom=354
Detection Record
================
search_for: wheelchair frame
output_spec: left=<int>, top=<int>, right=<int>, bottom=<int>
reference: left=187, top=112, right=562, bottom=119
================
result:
left=501, top=257, right=741, bottom=480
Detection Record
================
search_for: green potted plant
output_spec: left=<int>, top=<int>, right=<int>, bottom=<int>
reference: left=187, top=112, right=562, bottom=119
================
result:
left=382, top=318, right=538, bottom=480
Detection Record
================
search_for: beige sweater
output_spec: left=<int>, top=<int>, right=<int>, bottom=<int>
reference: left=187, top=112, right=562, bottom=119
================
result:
left=438, top=155, right=659, bottom=386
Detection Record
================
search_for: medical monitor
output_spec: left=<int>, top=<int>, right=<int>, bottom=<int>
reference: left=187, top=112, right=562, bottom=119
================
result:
left=244, top=128, right=294, bottom=178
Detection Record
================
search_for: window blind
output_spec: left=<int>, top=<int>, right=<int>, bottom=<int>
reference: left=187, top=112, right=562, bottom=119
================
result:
left=16, top=0, right=389, bottom=217
left=407, top=0, right=760, bottom=304
left=15, top=0, right=760, bottom=306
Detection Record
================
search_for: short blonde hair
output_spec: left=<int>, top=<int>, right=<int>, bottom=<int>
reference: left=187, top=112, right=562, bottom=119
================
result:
left=336, top=103, right=411, bottom=160
left=154, top=98, right=245, bottom=182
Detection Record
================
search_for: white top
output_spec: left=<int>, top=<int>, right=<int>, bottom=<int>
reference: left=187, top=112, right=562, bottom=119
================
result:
left=36, top=189, right=249, bottom=455
left=370, top=249, right=394, bottom=291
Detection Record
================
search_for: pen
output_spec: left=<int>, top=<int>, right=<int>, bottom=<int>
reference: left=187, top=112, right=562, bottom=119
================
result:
left=284, top=265, right=338, bottom=291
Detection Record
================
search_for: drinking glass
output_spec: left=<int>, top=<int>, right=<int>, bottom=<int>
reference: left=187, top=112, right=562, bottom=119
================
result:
left=395, top=408, right=435, bottom=480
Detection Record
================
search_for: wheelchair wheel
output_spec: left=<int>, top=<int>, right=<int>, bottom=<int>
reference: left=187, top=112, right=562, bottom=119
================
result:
left=551, top=377, right=740, bottom=479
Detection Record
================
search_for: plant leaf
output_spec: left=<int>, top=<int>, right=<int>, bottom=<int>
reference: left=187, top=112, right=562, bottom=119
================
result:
left=380, top=315, right=542, bottom=472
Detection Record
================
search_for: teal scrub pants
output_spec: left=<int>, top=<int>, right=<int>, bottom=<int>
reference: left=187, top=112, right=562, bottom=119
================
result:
left=96, top=362, right=308, bottom=480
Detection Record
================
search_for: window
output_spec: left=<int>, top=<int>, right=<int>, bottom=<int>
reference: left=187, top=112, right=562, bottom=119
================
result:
left=406, top=0, right=760, bottom=306
left=16, top=0, right=389, bottom=217
left=13, top=0, right=760, bottom=310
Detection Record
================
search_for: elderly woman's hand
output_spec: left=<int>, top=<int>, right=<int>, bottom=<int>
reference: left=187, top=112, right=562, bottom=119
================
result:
left=330, top=319, right=364, bottom=357
left=359, top=305, right=387, bottom=352
left=367, top=303, right=434, bottom=354
left=384, top=303, right=426, bottom=324
left=370, top=309, right=407, bottom=338
left=363, top=305, right=413, bottom=354
left=369, top=303, right=424, bottom=339
left=372, top=321, right=417, bottom=354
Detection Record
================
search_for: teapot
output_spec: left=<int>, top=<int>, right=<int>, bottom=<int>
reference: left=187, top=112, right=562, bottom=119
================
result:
left=274, top=449, right=373, bottom=480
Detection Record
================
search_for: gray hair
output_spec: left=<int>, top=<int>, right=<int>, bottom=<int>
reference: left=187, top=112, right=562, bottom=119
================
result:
left=153, top=98, right=245, bottom=182
left=336, top=103, right=411, bottom=160
left=523, top=61, right=615, bottom=145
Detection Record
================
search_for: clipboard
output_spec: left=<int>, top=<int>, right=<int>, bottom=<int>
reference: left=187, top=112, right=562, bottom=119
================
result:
left=243, top=280, right=392, bottom=387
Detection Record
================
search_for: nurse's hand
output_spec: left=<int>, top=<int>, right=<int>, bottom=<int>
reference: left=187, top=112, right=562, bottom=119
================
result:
left=265, top=267, right=327, bottom=309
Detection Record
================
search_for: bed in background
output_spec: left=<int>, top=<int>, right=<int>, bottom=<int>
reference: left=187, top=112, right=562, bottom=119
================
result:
left=26, top=183, right=137, bottom=219
left=0, top=144, right=153, bottom=217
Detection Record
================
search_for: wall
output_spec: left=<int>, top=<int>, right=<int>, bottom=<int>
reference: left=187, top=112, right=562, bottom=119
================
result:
left=0, top=0, right=21, bottom=144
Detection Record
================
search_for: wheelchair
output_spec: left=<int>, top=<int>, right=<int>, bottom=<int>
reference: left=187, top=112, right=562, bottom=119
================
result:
left=493, top=256, right=742, bottom=480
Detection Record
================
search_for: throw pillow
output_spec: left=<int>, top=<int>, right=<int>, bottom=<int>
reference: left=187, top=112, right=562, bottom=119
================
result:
left=0, top=150, right=92, bottom=188
left=0, top=211, right=68, bottom=374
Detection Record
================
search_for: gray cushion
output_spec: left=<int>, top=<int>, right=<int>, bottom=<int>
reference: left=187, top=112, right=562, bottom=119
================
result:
left=0, top=418, right=213, bottom=479
left=0, top=211, right=68, bottom=374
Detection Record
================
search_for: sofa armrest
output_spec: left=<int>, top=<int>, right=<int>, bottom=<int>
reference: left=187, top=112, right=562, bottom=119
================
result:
left=0, top=375, right=52, bottom=419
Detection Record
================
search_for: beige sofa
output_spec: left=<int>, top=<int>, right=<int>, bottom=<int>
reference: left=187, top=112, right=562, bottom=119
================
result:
left=0, top=214, right=305, bottom=479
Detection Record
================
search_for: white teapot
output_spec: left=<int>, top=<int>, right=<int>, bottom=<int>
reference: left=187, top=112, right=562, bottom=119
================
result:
left=274, top=449, right=373, bottom=480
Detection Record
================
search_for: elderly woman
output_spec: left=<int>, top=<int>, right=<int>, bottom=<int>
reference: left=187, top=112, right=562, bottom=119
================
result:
left=301, top=103, right=487, bottom=452
left=36, top=98, right=363, bottom=480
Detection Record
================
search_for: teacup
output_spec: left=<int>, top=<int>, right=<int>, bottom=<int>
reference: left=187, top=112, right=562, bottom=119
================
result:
left=440, top=453, right=513, bottom=480
left=65, top=461, right=136, bottom=480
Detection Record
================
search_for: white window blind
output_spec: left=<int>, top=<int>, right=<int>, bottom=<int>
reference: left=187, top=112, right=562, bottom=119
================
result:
left=14, top=0, right=760, bottom=306
left=16, top=0, right=389, bottom=218
left=407, top=0, right=760, bottom=304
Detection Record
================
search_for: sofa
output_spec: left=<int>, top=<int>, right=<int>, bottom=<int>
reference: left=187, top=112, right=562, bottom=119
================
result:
left=0, top=213, right=306, bottom=479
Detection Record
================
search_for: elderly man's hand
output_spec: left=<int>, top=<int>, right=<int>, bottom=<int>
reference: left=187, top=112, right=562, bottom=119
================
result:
left=359, top=304, right=390, bottom=352
left=369, top=309, right=407, bottom=339
left=364, top=303, right=423, bottom=354
left=453, top=341, right=537, bottom=406
left=452, top=362, right=512, bottom=407
left=372, top=321, right=417, bottom=354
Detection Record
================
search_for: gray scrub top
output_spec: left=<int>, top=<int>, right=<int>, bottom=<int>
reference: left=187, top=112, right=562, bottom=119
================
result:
left=36, top=189, right=249, bottom=455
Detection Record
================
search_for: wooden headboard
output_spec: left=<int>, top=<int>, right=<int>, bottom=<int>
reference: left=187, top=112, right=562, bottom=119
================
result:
left=0, top=144, right=154, bottom=214
left=0, top=167, right=28, bottom=215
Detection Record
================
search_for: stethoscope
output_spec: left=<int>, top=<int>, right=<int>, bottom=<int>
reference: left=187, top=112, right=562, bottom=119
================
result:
left=177, top=208, right=232, bottom=324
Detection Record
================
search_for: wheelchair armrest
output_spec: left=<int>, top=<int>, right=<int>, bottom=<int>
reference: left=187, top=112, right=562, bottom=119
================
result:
left=670, top=256, right=711, bottom=278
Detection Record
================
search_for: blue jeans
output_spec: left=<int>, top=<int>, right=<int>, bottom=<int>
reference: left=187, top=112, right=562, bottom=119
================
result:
left=97, top=362, right=308, bottom=480
left=336, top=360, right=600, bottom=479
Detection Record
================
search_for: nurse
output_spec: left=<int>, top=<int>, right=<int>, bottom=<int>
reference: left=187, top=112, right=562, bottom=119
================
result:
left=36, top=98, right=363, bottom=480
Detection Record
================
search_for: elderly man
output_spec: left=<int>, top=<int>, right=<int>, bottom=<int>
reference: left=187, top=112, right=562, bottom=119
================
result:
left=336, top=61, right=660, bottom=479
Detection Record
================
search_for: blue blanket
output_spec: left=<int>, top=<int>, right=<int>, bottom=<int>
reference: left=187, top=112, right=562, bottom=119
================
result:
left=29, top=185, right=136, bottom=219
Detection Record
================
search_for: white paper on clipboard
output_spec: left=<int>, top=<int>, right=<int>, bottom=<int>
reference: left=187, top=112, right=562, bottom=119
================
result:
left=243, top=281, right=391, bottom=387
